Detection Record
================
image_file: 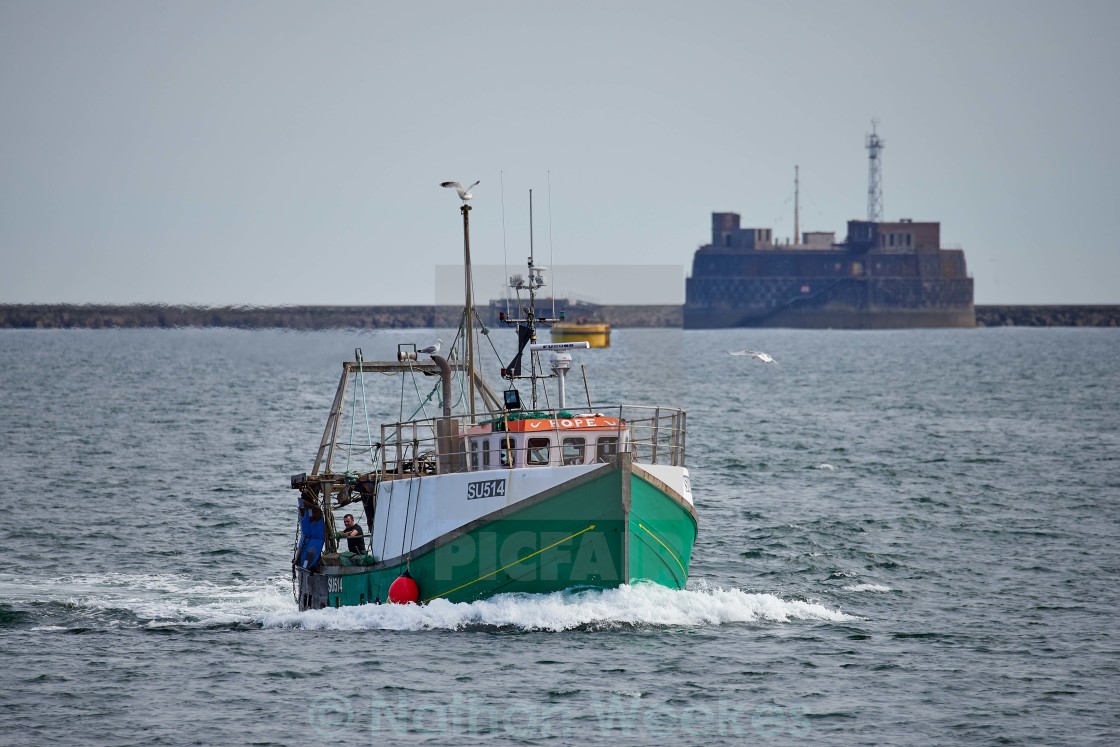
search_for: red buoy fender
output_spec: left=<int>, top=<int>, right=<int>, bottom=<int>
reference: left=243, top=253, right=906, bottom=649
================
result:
left=388, top=571, right=420, bottom=604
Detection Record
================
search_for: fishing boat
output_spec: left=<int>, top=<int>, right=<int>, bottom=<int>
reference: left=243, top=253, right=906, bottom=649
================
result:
left=290, top=186, right=697, bottom=609
left=551, top=319, right=611, bottom=348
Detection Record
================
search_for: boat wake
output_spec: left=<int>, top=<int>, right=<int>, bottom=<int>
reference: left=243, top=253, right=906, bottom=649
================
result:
left=0, top=573, right=292, bottom=632
left=3, top=574, right=854, bottom=633
left=263, top=579, right=854, bottom=632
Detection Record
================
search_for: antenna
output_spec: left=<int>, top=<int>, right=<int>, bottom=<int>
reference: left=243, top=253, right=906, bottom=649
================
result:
left=500, top=188, right=562, bottom=392
left=794, top=164, right=800, bottom=246
left=866, top=119, right=885, bottom=222
left=501, top=170, right=511, bottom=319
left=547, top=171, right=556, bottom=318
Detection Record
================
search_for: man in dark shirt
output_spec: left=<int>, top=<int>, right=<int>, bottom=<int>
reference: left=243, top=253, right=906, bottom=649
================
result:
left=338, top=513, right=366, bottom=555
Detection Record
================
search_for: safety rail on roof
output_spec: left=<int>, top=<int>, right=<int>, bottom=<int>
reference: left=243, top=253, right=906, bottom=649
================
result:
left=329, top=405, right=686, bottom=478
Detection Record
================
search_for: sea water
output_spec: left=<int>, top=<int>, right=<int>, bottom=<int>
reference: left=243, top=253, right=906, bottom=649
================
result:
left=1, top=326, right=1117, bottom=745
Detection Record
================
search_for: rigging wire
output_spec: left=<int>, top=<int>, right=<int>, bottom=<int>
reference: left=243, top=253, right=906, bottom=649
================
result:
left=400, top=476, right=417, bottom=569
left=375, top=478, right=397, bottom=600
left=345, top=357, right=361, bottom=473
left=354, top=349, right=376, bottom=470
left=395, top=321, right=476, bottom=426
left=404, top=358, right=435, bottom=421
left=501, top=170, right=511, bottom=318
left=548, top=171, right=556, bottom=318
left=770, top=187, right=795, bottom=233
left=404, top=379, right=441, bottom=422
left=475, top=309, right=506, bottom=368
left=449, top=318, right=469, bottom=412
left=398, top=360, right=408, bottom=422
left=406, top=477, right=422, bottom=568
left=534, top=350, right=554, bottom=412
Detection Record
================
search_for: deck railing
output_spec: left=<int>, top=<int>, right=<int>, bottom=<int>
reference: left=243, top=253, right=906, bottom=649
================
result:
left=354, top=405, right=686, bottom=478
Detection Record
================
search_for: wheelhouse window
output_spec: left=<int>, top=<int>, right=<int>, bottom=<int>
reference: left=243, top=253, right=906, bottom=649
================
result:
left=527, top=437, right=551, bottom=466
left=596, top=436, right=619, bottom=463
left=470, top=440, right=479, bottom=469
left=562, top=437, right=586, bottom=465
left=482, top=439, right=491, bottom=468
left=500, top=436, right=515, bottom=468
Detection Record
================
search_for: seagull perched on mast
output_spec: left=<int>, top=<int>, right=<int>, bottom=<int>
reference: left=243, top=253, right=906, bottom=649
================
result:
left=729, top=349, right=777, bottom=364
left=440, top=180, right=479, bottom=201
left=419, top=339, right=442, bottom=355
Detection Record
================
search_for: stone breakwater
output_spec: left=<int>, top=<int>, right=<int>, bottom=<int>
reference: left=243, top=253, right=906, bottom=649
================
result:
left=0, top=304, right=683, bottom=330
left=1, top=304, right=1117, bottom=329
left=0, top=304, right=465, bottom=330
left=974, top=305, right=1120, bottom=327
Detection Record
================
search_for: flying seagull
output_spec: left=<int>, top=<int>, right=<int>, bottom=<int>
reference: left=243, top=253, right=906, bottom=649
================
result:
left=729, top=349, right=777, bottom=363
left=419, top=339, right=442, bottom=355
left=440, top=180, right=479, bottom=201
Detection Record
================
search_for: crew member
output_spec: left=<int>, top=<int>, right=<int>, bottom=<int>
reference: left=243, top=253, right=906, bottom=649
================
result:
left=337, top=513, right=366, bottom=555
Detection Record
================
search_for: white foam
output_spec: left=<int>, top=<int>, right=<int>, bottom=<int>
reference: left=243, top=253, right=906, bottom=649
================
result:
left=842, top=583, right=891, bottom=593
left=6, top=572, right=294, bottom=628
left=5, top=573, right=855, bottom=632
left=261, top=580, right=855, bottom=632
left=816, top=463, right=837, bottom=470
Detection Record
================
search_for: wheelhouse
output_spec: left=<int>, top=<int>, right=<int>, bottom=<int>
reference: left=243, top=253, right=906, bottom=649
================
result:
left=465, top=414, right=628, bottom=470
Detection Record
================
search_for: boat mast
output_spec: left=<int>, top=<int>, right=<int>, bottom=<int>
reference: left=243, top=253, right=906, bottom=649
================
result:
left=460, top=202, right=477, bottom=420
left=528, top=189, right=537, bottom=318
left=527, top=189, right=539, bottom=407
left=500, top=188, right=562, bottom=406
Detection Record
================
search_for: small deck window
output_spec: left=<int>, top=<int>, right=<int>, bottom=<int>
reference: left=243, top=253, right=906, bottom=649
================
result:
left=527, top=437, right=551, bottom=465
left=562, top=437, right=586, bottom=465
left=596, top=436, right=619, bottom=463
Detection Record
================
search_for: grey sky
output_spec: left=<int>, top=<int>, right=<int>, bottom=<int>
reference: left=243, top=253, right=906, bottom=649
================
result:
left=1, top=0, right=1117, bottom=306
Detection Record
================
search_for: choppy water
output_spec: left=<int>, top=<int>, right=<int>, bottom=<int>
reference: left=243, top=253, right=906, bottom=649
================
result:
left=1, top=327, right=1118, bottom=745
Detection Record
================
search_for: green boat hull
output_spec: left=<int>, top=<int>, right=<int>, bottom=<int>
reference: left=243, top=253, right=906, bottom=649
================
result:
left=294, top=457, right=697, bottom=609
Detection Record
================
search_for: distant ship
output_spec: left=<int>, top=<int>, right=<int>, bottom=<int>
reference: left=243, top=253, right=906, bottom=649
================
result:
left=551, top=320, right=611, bottom=348
left=684, top=127, right=975, bottom=329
